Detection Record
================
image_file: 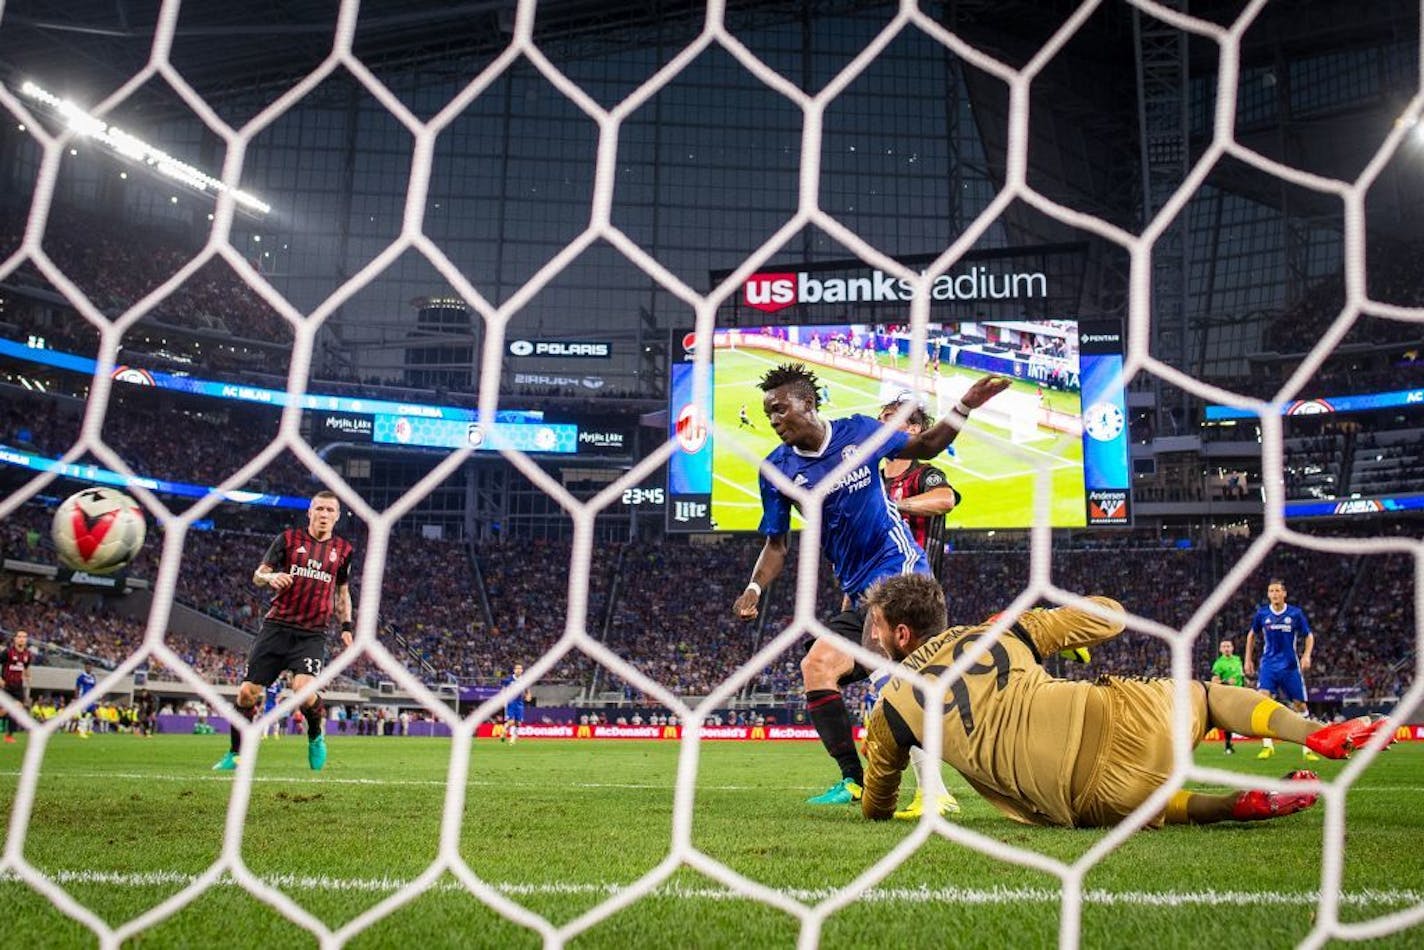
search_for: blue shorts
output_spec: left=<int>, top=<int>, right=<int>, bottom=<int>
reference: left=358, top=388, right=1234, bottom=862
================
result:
left=1257, top=664, right=1306, bottom=703
left=505, top=703, right=525, bottom=723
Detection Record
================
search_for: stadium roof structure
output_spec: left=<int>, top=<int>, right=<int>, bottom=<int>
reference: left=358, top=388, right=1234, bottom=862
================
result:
left=0, top=0, right=1418, bottom=242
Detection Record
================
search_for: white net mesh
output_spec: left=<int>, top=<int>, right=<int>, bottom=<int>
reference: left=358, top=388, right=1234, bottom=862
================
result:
left=0, top=0, right=1421, bottom=947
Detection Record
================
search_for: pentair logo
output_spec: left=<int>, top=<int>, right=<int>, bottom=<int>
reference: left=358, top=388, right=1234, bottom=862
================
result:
left=509, top=340, right=535, bottom=356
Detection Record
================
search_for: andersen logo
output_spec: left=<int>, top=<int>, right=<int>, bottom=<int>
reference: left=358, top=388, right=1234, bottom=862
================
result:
left=743, top=267, right=1048, bottom=314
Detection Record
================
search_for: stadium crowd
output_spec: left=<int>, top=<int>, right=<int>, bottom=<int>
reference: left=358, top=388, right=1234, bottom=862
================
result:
left=1, top=207, right=1418, bottom=721
left=3, top=208, right=289, bottom=342
left=1264, top=245, right=1424, bottom=357
left=2, top=515, right=1414, bottom=718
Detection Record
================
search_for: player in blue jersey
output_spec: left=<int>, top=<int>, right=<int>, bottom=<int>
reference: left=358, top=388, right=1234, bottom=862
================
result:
left=74, top=662, right=97, bottom=739
left=733, top=362, right=1009, bottom=804
left=1244, top=578, right=1318, bottom=762
left=501, top=663, right=531, bottom=744
left=262, top=675, right=286, bottom=740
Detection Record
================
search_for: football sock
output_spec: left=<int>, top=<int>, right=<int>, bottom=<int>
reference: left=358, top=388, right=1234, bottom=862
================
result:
left=904, top=747, right=923, bottom=791
left=807, top=689, right=862, bottom=785
left=230, top=701, right=258, bottom=754
left=1165, top=789, right=1308, bottom=825
left=305, top=699, right=325, bottom=739
left=1164, top=790, right=1233, bottom=824
left=1205, top=686, right=1315, bottom=745
left=909, top=746, right=948, bottom=796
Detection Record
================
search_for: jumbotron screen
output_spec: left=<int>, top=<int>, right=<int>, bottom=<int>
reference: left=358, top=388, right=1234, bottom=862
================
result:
left=666, top=319, right=1130, bottom=532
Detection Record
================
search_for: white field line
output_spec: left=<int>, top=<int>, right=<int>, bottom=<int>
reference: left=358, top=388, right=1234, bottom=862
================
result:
left=720, top=346, right=1076, bottom=479
left=4, top=770, right=1422, bottom=794
left=0, top=769, right=804, bottom=791
left=729, top=347, right=1073, bottom=464
left=0, top=869, right=1419, bottom=909
left=713, top=470, right=763, bottom=502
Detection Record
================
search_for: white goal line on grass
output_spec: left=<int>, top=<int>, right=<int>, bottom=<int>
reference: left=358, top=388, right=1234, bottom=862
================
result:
left=6, top=769, right=1423, bottom=795
left=1, top=870, right=1420, bottom=910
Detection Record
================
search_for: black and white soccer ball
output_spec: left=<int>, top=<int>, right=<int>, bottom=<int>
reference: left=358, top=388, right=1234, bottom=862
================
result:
left=51, top=487, right=146, bottom=575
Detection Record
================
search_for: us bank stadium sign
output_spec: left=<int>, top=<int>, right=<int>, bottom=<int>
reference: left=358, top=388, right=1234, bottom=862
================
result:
left=741, top=266, right=1048, bottom=313
left=506, top=339, right=612, bottom=359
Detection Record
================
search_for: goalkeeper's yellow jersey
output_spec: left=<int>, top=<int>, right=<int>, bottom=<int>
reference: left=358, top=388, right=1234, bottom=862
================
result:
left=862, top=597, right=1126, bottom=827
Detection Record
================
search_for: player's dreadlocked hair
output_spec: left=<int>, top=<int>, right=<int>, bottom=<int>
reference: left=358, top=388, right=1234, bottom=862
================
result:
left=758, top=362, right=821, bottom=408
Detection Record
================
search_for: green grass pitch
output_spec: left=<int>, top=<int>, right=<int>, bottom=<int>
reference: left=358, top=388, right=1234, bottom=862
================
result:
left=708, top=345, right=1087, bottom=531
left=2, top=735, right=1420, bottom=948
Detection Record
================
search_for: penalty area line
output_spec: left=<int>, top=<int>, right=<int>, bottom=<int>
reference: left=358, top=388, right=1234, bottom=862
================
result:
left=0, top=870, right=1419, bottom=909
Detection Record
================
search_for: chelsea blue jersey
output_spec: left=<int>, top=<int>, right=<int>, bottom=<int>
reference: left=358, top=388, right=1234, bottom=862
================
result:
left=501, top=676, right=526, bottom=716
left=75, top=671, right=96, bottom=697
left=758, top=414, right=929, bottom=601
left=1251, top=604, right=1312, bottom=669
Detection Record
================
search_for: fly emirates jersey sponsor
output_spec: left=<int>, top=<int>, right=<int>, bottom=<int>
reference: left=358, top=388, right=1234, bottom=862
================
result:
left=262, top=529, right=354, bottom=631
left=758, top=414, right=928, bottom=600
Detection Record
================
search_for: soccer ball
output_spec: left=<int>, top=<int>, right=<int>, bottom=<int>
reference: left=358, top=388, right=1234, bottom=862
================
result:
left=51, top=487, right=146, bottom=575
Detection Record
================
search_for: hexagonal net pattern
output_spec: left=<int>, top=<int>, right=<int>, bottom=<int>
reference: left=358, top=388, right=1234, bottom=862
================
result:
left=0, top=0, right=1421, bottom=948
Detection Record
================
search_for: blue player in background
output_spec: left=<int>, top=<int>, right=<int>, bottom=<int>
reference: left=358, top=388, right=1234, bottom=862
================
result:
left=1244, top=578, right=1318, bottom=762
left=733, top=362, right=1008, bottom=804
left=501, top=663, right=531, bottom=744
left=74, top=662, right=97, bottom=739
left=262, top=674, right=286, bottom=740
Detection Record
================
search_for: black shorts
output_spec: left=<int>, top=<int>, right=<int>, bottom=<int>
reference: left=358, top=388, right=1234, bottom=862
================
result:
left=3, top=681, right=23, bottom=706
left=802, top=607, right=871, bottom=687
left=245, top=620, right=328, bottom=686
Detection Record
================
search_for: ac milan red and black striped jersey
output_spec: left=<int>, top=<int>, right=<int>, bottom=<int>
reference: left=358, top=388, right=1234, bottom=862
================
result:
left=260, top=529, right=354, bottom=632
left=2, top=646, right=31, bottom=687
left=883, top=461, right=956, bottom=579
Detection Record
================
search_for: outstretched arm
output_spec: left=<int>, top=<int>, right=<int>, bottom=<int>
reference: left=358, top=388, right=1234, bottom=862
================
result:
left=1014, top=596, right=1127, bottom=658
left=893, top=485, right=957, bottom=517
left=897, top=376, right=1011, bottom=459
left=733, top=533, right=788, bottom=619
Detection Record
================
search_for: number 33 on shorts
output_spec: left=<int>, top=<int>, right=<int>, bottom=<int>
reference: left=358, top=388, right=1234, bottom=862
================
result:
left=302, top=657, right=323, bottom=674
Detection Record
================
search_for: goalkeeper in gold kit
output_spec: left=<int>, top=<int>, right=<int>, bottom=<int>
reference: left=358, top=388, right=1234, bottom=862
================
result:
left=858, top=574, right=1392, bottom=827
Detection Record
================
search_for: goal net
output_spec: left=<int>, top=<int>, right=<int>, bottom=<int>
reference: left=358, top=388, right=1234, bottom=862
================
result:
left=0, top=1, right=1419, bottom=948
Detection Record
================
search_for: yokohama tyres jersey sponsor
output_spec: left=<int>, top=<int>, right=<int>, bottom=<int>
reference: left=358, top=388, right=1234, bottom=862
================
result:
left=758, top=414, right=927, bottom=600
left=883, top=462, right=950, bottom=576
left=1250, top=604, right=1312, bottom=670
left=3, top=646, right=31, bottom=687
left=261, top=529, right=354, bottom=632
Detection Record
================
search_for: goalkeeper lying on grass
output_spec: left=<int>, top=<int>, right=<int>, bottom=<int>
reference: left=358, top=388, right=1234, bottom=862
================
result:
left=858, top=573, right=1391, bottom=827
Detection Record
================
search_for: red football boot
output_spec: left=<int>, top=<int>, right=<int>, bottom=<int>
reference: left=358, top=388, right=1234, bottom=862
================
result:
left=1231, top=770, right=1319, bottom=821
left=1305, top=715, right=1394, bottom=760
